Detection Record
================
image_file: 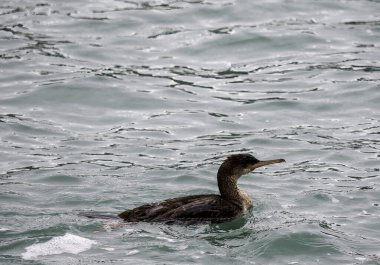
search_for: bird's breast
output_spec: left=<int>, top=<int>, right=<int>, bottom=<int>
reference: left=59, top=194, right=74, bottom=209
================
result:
left=238, top=190, right=252, bottom=211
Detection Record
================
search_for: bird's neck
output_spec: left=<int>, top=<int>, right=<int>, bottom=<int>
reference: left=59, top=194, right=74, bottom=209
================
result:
left=217, top=173, right=252, bottom=211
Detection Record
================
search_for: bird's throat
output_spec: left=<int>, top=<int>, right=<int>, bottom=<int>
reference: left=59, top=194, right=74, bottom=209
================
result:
left=218, top=174, right=252, bottom=210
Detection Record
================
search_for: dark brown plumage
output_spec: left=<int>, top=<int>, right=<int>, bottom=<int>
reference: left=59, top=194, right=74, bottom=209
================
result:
left=118, top=154, right=285, bottom=224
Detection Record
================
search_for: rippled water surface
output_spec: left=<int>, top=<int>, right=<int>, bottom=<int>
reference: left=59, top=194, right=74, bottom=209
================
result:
left=1, top=0, right=379, bottom=264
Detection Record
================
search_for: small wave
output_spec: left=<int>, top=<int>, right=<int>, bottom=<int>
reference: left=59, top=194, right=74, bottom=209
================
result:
left=21, top=233, right=97, bottom=260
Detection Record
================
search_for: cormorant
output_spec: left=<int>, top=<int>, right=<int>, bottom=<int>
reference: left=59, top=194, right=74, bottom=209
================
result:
left=118, top=153, right=285, bottom=224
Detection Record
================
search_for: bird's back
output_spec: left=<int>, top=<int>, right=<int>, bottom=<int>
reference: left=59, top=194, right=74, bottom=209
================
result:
left=118, top=194, right=243, bottom=224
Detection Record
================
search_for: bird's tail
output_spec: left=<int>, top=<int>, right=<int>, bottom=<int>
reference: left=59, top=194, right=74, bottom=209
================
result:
left=79, top=211, right=120, bottom=220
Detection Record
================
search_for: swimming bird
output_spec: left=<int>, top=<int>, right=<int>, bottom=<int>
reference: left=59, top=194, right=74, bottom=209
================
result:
left=118, top=154, right=285, bottom=224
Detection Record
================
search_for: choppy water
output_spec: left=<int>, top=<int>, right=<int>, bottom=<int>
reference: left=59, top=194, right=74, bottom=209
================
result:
left=1, top=0, right=379, bottom=264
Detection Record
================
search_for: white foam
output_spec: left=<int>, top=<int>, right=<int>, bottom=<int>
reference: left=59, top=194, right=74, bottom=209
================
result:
left=126, top=249, right=139, bottom=256
left=156, top=236, right=177, bottom=243
left=22, top=233, right=97, bottom=260
left=102, top=247, right=115, bottom=251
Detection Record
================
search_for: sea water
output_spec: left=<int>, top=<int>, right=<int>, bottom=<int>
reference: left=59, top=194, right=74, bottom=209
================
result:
left=0, top=0, right=379, bottom=264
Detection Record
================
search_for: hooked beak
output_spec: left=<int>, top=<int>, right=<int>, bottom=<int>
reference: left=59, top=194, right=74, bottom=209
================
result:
left=250, top=158, right=285, bottom=170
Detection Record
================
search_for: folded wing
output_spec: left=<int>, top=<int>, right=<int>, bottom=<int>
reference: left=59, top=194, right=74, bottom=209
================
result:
left=118, top=194, right=242, bottom=224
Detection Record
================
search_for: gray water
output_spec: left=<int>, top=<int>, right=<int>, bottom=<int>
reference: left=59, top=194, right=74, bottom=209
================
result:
left=1, top=0, right=379, bottom=264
